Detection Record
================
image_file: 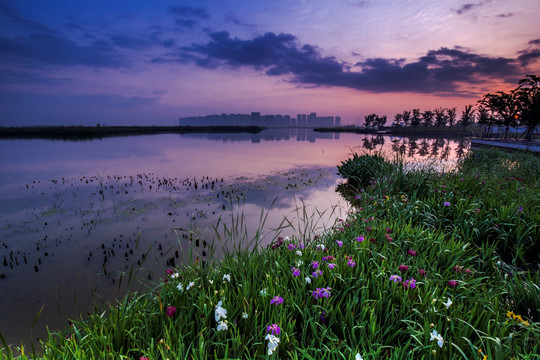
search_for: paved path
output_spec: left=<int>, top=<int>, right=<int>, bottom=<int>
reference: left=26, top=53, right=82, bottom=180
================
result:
left=470, top=138, right=540, bottom=153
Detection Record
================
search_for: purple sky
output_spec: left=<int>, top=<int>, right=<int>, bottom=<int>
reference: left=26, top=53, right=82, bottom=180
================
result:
left=1, top=0, right=539, bottom=126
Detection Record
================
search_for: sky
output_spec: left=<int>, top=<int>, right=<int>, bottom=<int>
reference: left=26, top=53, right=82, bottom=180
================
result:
left=1, top=0, right=539, bottom=126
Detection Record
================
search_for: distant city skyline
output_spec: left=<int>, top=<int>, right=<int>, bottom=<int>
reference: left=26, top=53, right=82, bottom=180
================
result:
left=1, top=1, right=539, bottom=126
left=179, top=112, right=341, bottom=127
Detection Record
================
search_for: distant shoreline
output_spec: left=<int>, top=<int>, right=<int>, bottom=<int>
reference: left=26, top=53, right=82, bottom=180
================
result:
left=0, top=125, right=266, bottom=140
left=313, top=126, right=474, bottom=137
left=0, top=124, right=479, bottom=141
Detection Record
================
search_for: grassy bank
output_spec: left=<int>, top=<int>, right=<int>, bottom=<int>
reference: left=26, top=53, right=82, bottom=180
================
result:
left=0, top=125, right=265, bottom=140
left=1, top=149, right=539, bottom=359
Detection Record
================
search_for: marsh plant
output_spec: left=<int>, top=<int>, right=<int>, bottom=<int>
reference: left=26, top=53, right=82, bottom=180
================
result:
left=1, top=149, right=539, bottom=359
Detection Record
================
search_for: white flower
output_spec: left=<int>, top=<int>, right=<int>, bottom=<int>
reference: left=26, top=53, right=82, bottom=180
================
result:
left=223, top=273, right=231, bottom=282
left=217, top=320, right=228, bottom=331
left=208, top=279, right=214, bottom=284
left=296, top=250, right=302, bottom=256
left=215, top=301, right=227, bottom=322
left=430, top=330, right=444, bottom=348
left=284, top=236, right=290, bottom=241
left=176, top=283, right=184, bottom=292
left=171, top=272, right=179, bottom=279
left=296, top=259, right=303, bottom=267
left=265, top=334, right=280, bottom=355
left=260, top=288, right=268, bottom=296
left=355, top=353, right=363, bottom=360
left=242, top=312, right=248, bottom=319
left=305, top=276, right=311, bottom=284
left=316, top=244, right=325, bottom=251
left=186, top=281, right=195, bottom=290
left=442, top=297, right=452, bottom=309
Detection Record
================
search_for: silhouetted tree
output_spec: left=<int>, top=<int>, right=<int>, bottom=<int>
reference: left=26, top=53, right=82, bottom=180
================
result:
left=478, top=91, right=520, bottom=139
left=376, top=115, right=387, bottom=128
left=411, top=109, right=421, bottom=127
left=515, top=74, right=540, bottom=141
left=363, top=114, right=377, bottom=128
left=422, top=110, right=434, bottom=128
left=393, top=113, right=403, bottom=127
left=459, top=105, right=475, bottom=129
left=447, top=107, right=457, bottom=127
left=434, top=107, right=447, bottom=128
left=477, top=107, right=497, bottom=137
left=402, top=110, right=411, bottom=127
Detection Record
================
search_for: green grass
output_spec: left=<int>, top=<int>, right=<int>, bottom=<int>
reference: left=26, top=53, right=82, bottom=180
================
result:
left=1, top=149, right=539, bottom=359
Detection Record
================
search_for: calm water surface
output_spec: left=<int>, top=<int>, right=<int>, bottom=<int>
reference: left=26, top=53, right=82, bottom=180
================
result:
left=0, top=129, right=470, bottom=348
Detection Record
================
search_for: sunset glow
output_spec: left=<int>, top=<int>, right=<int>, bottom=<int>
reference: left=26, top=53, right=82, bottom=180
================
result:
left=1, top=0, right=539, bottom=125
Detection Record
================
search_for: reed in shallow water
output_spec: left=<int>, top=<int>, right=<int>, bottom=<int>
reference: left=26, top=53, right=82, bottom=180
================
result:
left=1, top=149, right=539, bottom=359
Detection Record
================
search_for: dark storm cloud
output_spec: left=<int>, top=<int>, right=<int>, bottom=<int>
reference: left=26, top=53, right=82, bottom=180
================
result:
left=453, top=3, right=483, bottom=15
left=177, top=31, right=522, bottom=95
left=162, top=38, right=175, bottom=48
left=517, top=38, right=540, bottom=66
left=170, top=5, right=210, bottom=19
left=175, top=19, right=199, bottom=28
left=0, top=32, right=128, bottom=68
left=0, top=70, right=73, bottom=85
left=0, top=4, right=54, bottom=33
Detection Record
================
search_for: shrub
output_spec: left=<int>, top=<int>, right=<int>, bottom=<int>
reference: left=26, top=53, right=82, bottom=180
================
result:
left=337, top=153, right=394, bottom=188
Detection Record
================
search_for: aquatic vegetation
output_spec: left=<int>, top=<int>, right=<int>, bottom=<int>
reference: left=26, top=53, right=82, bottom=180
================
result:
left=1, top=148, right=539, bottom=359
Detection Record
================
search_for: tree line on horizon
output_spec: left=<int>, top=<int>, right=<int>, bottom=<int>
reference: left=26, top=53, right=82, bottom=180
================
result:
left=363, top=74, right=539, bottom=141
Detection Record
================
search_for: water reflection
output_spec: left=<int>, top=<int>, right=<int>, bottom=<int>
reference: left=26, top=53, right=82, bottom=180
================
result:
left=182, top=128, right=339, bottom=143
left=0, top=131, right=469, bottom=349
left=359, top=135, right=470, bottom=161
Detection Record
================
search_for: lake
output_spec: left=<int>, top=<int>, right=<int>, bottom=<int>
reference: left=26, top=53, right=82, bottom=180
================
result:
left=0, top=129, right=470, bottom=349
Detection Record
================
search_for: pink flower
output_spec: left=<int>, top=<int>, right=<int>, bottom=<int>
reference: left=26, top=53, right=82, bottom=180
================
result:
left=336, top=240, right=343, bottom=247
left=288, top=243, right=296, bottom=250
left=418, top=269, right=427, bottom=277
left=165, top=268, right=174, bottom=275
left=356, top=236, right=365, bottom=242
left=270, top=296, right=284, bottom=305
left=272, top=237, right=284, bottom=249
left=366, top=227, right=373, bottom=233
left=390, top=274, right=402, bottom=283
left=165, top=306, right=176, bottom=317
left=312, top=269, right=322, bottom=278
left=405, top=278, right=417, bottom=289
left=328, top=263, right=337, bottom=270
left=140, top=357, right=150, bottom=360
left=312, top=287, right=332, bottom=299
left=408, top=250, right=417, bottom=257
left=448, top=280, right=458, bottom=288
left=291, top=267, right=301, bottom=277
left=398, top=264, right=409, bottom=272
left=267, top=323, right=281, bottom=335
left=347, top=257, right=356, bottom=268
left=386, top=228, right=392, bottom=234
left=369, top=237, right=376, bottom=243
left=443, top=201, right=451, bottom=207
left=311, top=261, right=319, bottom=269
